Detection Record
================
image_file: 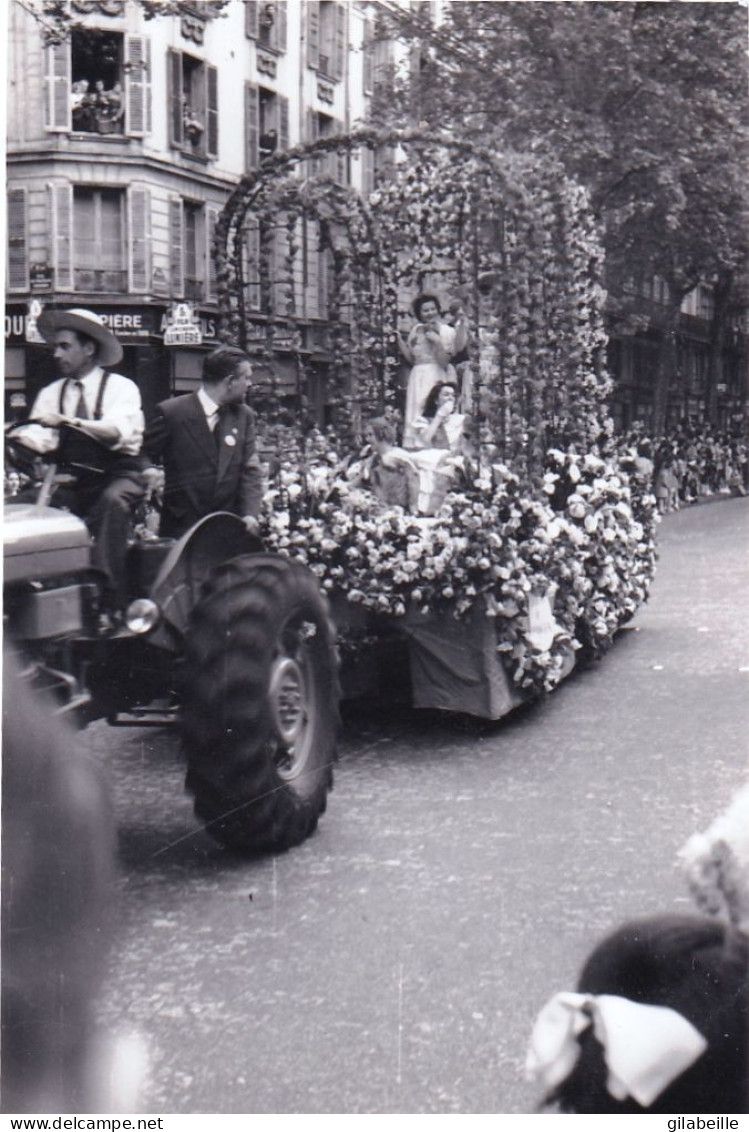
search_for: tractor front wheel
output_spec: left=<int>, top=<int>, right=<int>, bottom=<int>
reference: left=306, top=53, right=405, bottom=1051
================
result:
left=181, top=555, right=339, bottom=853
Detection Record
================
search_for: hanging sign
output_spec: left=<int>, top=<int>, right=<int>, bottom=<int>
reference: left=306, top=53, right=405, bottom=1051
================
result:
left=30, top=265, right=54, bottom=293
left=25, top=298, right=46, bottom=344
left=163, top=301, right=203, bottom=346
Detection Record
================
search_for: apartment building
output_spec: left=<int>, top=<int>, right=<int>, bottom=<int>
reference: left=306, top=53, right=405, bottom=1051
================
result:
left=5, top=0, right=397, bottom=418
left=606, top=279, right=748, bottom=434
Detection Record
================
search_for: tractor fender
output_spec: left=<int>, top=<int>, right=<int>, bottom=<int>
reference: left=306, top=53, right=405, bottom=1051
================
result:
left=147, top=512, right=264, bottom=648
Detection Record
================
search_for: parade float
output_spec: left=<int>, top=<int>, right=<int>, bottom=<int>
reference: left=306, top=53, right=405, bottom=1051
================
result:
left=215, top=129, right=658, bottom=719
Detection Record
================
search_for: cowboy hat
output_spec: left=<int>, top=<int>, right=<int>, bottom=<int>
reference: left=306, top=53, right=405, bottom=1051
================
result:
left=37, top=308, right=123, bottom=367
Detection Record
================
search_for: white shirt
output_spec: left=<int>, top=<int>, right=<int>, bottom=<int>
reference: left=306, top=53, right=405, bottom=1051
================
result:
left=19, top=367, right=144, bottom=456
left=196, top=385, right=221, bottom=432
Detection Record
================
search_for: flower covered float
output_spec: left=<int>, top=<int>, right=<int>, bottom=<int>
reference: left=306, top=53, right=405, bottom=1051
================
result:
left=215, top=130, right=659, bottom=718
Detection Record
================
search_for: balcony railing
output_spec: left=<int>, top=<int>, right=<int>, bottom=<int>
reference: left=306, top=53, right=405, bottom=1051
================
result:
left=184, top=277, right=204, bottom=302
left=74, top=268, right=128, bottom=293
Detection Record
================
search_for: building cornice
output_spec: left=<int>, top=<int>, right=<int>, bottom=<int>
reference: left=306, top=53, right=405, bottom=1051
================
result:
left=7, top=147, right=243, bottom=194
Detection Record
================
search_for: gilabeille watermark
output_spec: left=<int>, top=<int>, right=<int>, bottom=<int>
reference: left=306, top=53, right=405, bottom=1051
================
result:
left=667, top=1119, right=740, bottom=1131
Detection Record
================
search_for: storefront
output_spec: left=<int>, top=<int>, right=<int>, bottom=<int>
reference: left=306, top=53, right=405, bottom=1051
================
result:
left=4, top=300, right=222, bottom=419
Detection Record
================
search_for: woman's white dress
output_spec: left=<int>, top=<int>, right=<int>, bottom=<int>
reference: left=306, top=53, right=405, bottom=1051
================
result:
left=403, top=321, right=457, bottom=448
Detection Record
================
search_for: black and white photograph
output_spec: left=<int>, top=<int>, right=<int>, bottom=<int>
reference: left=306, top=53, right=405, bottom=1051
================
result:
left=3, top=0, right=748, bottom=1120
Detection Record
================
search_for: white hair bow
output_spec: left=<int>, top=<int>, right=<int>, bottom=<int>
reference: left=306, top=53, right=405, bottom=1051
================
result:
left=526, top=991, right=708, bottom=1107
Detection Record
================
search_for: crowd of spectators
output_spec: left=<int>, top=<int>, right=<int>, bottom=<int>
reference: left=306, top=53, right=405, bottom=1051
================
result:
left=615, top=426, right=748, bottom=515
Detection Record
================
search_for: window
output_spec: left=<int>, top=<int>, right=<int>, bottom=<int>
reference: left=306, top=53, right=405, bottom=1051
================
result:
left=184, top=202, right=203, bottom=301
left=49, top=183, right=149, bottom=294
left=245, top=1, right=288, bottom=51
left=245, top=85, right=290, bottom=169
left=169, top=197, right=220, bottom=303
left=168, top=50, right=218, bottom=159
left=73, top=188, right=126, bottom=292
left=307, top=111, right=347, bottom=182
left=44, top=32, right=150, bottom=137
left=307, top=2, right=345, bottom=81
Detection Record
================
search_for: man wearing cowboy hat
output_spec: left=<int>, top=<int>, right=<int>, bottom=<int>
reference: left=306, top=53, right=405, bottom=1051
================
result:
left=14, top=307, right=146, bottom=610
left=143, top=345, right=263, bottom=538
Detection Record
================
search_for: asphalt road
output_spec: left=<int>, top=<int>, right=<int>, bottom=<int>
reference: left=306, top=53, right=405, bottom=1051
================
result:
left=91, top=497, right=749, bottom=1114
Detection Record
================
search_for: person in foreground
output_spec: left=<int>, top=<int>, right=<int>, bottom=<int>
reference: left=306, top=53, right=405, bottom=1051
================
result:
left=144, top=345, right=263, bottom=538
left=13, top=307, right=146, bottom=608
left=526, top=913, right=747, bottom=1113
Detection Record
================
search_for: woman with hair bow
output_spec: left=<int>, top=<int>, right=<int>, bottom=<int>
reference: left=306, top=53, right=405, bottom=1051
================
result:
left=526, top=915, right=747, bottom=1113
left=526, top=789, right=749, bottom=1114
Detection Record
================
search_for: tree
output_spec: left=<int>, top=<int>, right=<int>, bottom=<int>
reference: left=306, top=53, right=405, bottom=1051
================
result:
left=376, top=1, right=749, bottom=432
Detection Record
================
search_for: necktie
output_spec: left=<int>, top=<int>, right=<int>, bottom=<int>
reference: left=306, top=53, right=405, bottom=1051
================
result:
left=212, top=407, right=223, bottom=448
left=73, top=380, right=89, bottom=420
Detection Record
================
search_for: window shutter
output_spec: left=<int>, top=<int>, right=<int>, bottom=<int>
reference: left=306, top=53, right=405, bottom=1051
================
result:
left=245, top=82, right=259, bottom=171
left=169, top=196, right=184, bottom=297
left=318, top=247, right=329, bottom=319
left=278, top=94, right=289, bottom=152
left=333, top=4, right=346, bottom=81
left=44, top=43, right=71, bottom=132
left=7, top=188, right=29, bottom=292
left=128, top=185, right=150, bottom=293
left=306, top=109, right=319, bottom=177
left=49, top=183, right=73, bottom=292
left=125, top=35, right=150, bottom=136
left=245, top=0, right=259, bottom=39
left=168, top=49, right=183, bottom=147
left=206, top=66, right=219, bottom=159
left=363, top=19, right=373, bottom=92
left=307, top=1, right=320, bottom=70
left=205, top=205, right=219, bottom=303
left=361, top=145, right=375, bottom=197
left=274, top=1, right=288, bottom=51
left=334, top=122, right=347, bottom=184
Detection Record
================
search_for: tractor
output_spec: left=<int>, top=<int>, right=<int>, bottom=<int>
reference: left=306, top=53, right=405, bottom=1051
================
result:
left=3, top=423, right=339, bottom=854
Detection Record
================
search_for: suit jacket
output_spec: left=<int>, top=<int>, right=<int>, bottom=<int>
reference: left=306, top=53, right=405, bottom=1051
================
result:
left=144, top=392, right=264, bottom=538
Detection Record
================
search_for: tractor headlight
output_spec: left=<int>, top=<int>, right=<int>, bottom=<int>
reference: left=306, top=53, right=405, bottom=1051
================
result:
left=124, top=598, right=161, bottom=635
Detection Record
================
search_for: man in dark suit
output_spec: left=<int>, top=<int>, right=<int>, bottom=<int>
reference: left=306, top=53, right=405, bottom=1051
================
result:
left=144, top=345, right=263, bottom=538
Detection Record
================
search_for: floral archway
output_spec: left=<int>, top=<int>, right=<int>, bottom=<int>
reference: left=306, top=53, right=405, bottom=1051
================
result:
left=215, top=127, right=611, bottom=476
left=214, top=129, right=656, bottom=700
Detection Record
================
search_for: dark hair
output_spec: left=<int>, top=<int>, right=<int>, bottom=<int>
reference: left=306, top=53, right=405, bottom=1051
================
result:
left=412, top=292, right=442, bottom=321
left=546, top=915, right=748, bottom=1114
left=422, top=381, right=458, bottom=421
left=202, top=346, right=251, bottom=386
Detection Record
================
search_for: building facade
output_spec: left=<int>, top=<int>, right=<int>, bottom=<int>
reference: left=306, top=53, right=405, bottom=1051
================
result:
left=606, top=278, right=748, bottom=435
left=5, top=0, right=396, bottom=420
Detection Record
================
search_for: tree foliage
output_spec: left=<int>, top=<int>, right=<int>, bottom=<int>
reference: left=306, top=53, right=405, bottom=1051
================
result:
left=377, top=1, right=749, bottom=430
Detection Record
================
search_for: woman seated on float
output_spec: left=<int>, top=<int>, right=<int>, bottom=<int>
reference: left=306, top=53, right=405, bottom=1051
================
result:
left=410, top=381, right=464, bottom=453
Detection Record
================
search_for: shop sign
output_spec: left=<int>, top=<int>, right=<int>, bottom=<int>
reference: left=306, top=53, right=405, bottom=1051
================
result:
left=30, top=265, right=54, bottom=293
left=163, top=302, right=203, bottom=346
left=159, top=311, right=217, bottom=343
left=5, top=304, right=160, bottom=343
left=25, top=299, right=46, bottom=344
left=96, top=309, right=156, bottom=339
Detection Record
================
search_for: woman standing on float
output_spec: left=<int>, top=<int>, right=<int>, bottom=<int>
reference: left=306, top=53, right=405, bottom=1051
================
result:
left=397, top=293, right=467, bottom=449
